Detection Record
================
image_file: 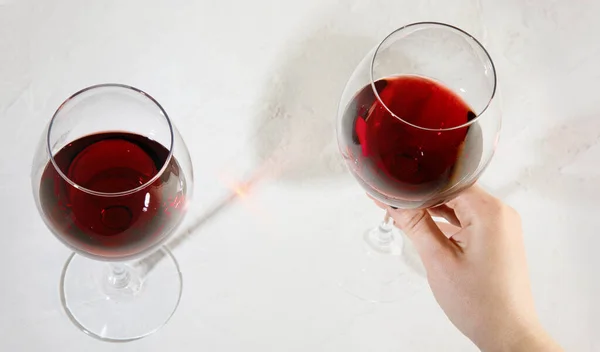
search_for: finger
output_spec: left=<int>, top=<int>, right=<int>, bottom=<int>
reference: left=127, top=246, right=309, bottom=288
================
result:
left=435, top=221, right=465, bottom=249
left=445, top=185, right=500, bottom=226
left=435, top=221, right=461, bottom=239
left=388, top=208, right=457, bottom=261
left=428, top=205, right=461, bottom=227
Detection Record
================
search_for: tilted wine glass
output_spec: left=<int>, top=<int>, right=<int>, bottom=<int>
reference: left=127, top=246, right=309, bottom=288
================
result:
left=336, top=22, right=501, bottom=302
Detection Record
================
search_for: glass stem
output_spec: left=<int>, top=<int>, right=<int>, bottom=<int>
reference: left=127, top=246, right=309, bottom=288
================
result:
left=375, top=213, right=395, bottom=245
left=108, top=263, right=131, bottom=289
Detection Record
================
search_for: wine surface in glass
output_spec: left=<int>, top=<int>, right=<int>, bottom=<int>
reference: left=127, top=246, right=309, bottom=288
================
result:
left=341, top=75, right=477, bottom=200
left=39, top=132, right=186, bottom=259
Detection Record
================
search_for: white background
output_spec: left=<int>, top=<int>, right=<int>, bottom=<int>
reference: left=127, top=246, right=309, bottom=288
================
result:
left=1, top=0, right=598, bottom=351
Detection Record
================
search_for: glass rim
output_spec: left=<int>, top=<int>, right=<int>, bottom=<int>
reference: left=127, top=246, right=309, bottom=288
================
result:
left=46, top=83, right=175, bottom=197
left=369, top=21, right=498, bottom=132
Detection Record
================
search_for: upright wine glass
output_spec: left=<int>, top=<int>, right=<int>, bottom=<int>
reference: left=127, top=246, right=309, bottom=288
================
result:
left=31, top=84, right=194, bottom=341
left=337, top=22, right=501, bottom=302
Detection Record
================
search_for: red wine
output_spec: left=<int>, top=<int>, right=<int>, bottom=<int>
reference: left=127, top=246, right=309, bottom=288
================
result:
left=340, top=75, right=480, bottom=206
left=39, top=132, right=186, bottom=259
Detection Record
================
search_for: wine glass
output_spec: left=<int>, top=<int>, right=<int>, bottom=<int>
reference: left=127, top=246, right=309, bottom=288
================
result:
left=336, top=22, right=501, bottom=302
left=31, top=84, right=194, bottom=341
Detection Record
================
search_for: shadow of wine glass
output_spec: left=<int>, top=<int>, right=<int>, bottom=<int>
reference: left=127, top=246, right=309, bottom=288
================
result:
left=137, top=169, right=264, bottom=276
left=138, top=25, right=379, bottom=274
left=136, top=192, right=239, bottom=276
left=249, top=27, right=376, bottom=184
left=492, top=115, right=600, bottom=205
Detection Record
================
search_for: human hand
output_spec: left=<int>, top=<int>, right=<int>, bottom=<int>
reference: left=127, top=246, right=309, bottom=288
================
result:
left=373, top=186, right=561, bottom=352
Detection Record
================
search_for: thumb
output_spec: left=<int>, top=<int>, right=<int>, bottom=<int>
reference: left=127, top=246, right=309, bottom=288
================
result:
left=389, top=208, right=457, bottom=262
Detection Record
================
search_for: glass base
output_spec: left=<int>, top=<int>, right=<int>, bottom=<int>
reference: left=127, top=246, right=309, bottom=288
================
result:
left=338, top=222, right=427, bottom=303
left=59, top=247, right=182, bottom=342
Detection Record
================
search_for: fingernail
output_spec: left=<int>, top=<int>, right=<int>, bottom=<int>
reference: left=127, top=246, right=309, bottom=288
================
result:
left=390, top=206, right=398, bottom=209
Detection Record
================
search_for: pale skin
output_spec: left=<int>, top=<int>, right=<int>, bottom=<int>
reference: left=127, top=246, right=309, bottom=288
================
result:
left=373, top=186, right=563, bottom=352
